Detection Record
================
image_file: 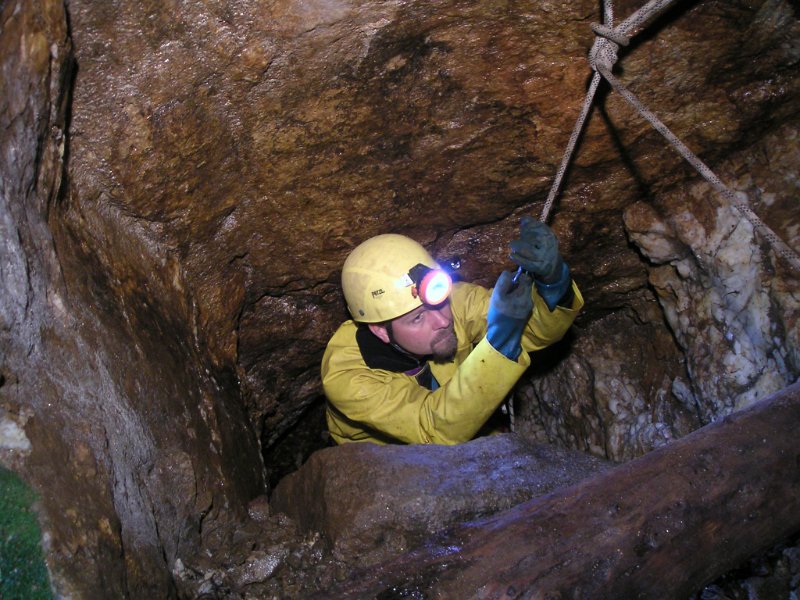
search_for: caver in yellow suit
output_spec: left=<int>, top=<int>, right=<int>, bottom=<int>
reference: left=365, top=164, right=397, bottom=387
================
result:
left=322, top=221, right=583, bottom=445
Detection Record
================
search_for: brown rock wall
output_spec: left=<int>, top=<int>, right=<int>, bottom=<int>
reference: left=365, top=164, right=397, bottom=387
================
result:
left=62, top=0, right=800, bottom=465
left=2, top=0, right=799, bottom=595
left=1, top=1, right=265, bottom=597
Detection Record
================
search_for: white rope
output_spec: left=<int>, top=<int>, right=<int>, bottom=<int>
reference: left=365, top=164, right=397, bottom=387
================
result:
left=615, top=0, right=681, bottom=38
left=539, top=1, right=617, bottom=223
left=539, top=72, right=603, bottom=223
left=539, top=0, right=800, bottom=272
left=596, top=64, right=800, bottom=272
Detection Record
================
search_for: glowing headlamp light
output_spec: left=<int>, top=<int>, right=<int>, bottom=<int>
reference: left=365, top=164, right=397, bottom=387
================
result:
left=408, top=263, right=452, bottom=306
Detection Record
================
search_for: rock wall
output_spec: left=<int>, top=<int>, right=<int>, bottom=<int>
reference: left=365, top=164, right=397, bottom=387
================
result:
left=59, top=0, right=800, bottom=473
left=625, top=122, right=800, bottom=419
left=1, top=1, right=264, bottom=597
left=1, top=0, right=798, bottom=596
left=519, top=123, right=800, bottom=461
left=516, top=295, right=700, bottom=462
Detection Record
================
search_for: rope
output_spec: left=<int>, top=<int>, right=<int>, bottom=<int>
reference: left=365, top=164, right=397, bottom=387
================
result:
left=539, top=0, right=617, bottom=223
left=596, top=65, right=800, bottom=271
left=615, top=0, right=681, bottom=38
left=539, top=73, right=603, bottom=223
left=539, top=0, right=800, bottom=272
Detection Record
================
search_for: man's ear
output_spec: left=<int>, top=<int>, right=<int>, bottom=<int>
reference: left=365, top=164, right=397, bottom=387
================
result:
left=368, top=323, right=391, bottom=344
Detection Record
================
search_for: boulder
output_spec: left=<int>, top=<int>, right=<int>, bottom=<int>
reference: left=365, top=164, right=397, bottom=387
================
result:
left=271, top=434, right=612, bottom=564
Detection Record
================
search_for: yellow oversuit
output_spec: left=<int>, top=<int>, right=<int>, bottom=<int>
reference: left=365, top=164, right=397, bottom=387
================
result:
left=322, top=280, right=583, bottom=445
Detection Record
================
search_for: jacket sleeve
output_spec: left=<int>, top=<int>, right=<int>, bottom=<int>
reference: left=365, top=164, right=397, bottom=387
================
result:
left=521, top=280, right=584, bottom=352
left=322, top=328, right=530, bottom=445
left=453, top=278, right=584, bottom=351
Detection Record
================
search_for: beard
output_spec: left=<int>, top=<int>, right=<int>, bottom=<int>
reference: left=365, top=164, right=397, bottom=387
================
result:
left=431, top=327, right=458, bottom=363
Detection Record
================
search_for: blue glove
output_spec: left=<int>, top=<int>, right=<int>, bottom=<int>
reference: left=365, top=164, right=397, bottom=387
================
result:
left=509, top=217, right=572, bottom=311
left=532, top=262, right=572, bottom=312
left=486, top=270, right=534, bottom=360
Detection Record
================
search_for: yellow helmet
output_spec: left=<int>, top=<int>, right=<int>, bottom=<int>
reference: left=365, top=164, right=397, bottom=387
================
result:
left=342, top=234, right=452, bottom=323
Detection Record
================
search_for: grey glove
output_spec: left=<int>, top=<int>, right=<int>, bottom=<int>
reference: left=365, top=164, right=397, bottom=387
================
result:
left=509, top=216, right=563, bottom=284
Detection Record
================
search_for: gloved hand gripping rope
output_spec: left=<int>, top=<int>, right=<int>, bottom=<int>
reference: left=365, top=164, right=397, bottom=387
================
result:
left=509, top=217, right=572, bottom=312
left=486, top=217, right=573, bottom=360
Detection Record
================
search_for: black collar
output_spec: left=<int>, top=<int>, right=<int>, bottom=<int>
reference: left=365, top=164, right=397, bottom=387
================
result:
left=356, top=325, right=437, bottom=390
left=356, top=325, right=422, bottom=372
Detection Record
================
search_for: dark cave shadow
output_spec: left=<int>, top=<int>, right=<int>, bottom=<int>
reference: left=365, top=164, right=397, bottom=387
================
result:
left=526, top=328, right=579, bottom=377
left=54, top=2, right=78, bottom=211
left=264, top=396, right=332, bottom=493
left=595, top=84, right=655, bottom=203
left=546, top=72, right=654, bottom=212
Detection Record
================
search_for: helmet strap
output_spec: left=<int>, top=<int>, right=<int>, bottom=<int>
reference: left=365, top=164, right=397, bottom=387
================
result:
left=384, top=320, right=395, bottom=343
left=384, top=320, right=425, bottom=363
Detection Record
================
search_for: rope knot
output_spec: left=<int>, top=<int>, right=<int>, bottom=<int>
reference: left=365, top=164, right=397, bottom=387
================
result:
left=589, top=23, right=630, bottom=72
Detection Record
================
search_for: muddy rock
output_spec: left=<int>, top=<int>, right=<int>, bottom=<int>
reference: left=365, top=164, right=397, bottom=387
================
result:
left=271, top=434, right=612, bottom=565
left=172, top=510, right=345, bottom=599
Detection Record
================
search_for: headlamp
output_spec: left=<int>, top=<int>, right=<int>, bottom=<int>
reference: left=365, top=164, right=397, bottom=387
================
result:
left=407, top=263, right=452, bottom=306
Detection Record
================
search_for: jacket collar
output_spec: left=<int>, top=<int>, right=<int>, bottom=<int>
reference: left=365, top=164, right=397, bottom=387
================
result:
left=356, top=324, right=421, bottom=372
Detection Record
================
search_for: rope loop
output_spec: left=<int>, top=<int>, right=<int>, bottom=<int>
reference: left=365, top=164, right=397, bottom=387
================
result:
left=589, top=22, right=632, bottom=72
left=541, top=0, right=800, bottom=271
left=591, top=23, right=631, bottom=46
left=589, top=35, right=620, bottom=72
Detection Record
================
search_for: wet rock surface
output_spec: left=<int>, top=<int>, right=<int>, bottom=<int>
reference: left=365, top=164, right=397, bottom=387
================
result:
left=1, top=1, right=264, bottom=596
left=271, top=434, right=613, bottom=565
left=174, top=434, right=613, bottom=598
left=317, top=385, right=800, bottom=599
left=61, top=0, right=800, bottom=465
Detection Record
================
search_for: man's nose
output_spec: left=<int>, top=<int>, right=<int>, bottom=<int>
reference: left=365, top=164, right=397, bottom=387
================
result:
left=430, top=308, right=450, bottom=329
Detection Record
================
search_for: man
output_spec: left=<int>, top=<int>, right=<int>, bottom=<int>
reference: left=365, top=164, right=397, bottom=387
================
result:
left=321, top=217, right=583, bottom=445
